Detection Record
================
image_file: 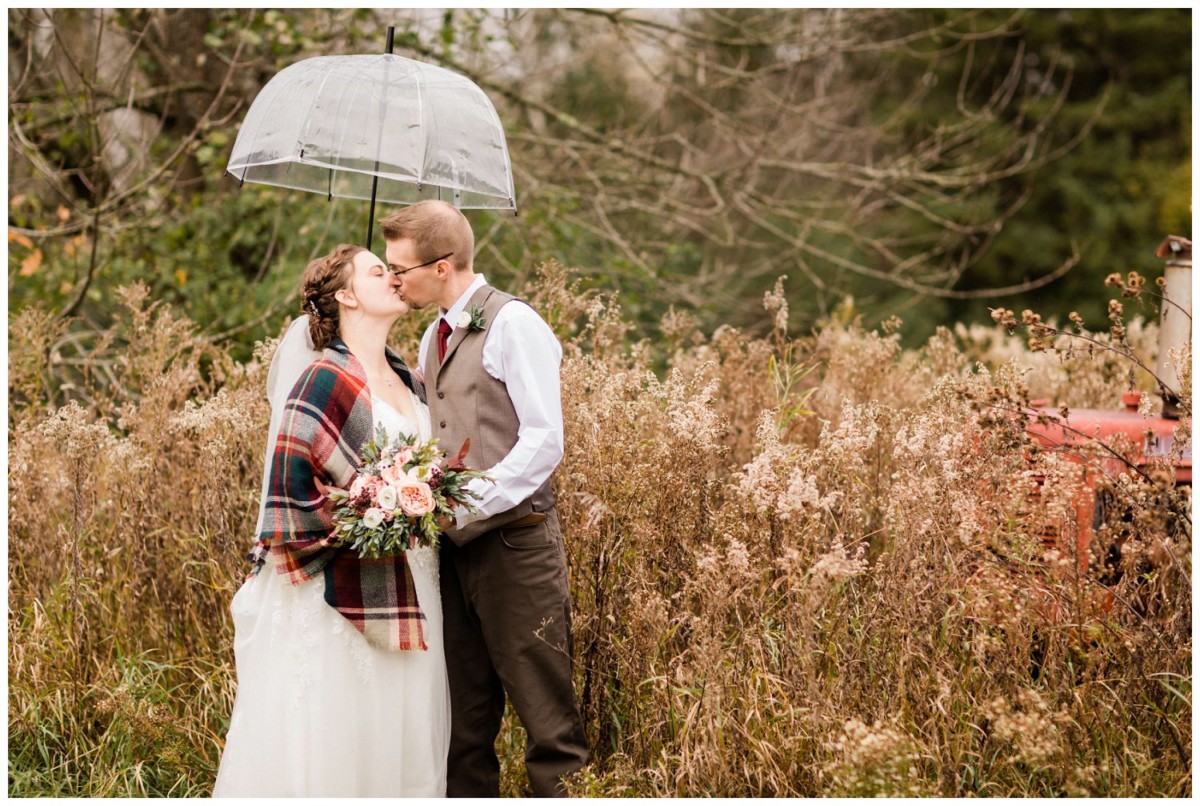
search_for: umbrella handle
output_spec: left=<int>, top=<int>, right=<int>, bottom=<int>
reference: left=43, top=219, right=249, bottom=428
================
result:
left=367, top=175, right=380, bottom=251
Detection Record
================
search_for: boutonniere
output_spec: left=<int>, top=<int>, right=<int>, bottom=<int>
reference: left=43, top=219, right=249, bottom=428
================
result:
left=457, top=306, right=488, bottom=332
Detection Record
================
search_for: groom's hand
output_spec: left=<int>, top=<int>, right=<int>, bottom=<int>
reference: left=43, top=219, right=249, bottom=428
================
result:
left=437, top=514, right=453, bottom=532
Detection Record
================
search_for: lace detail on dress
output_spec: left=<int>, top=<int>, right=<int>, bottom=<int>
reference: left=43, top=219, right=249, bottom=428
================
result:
left=270, top=575, right=327, bottom=702
left=371, top=392, right=431, bottom=444
left=407, top=546, right=439, bottom=589
left=347, top=624, right=375, bottom=684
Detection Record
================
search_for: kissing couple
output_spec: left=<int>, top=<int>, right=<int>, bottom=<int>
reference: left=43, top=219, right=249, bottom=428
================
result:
left=213, top=200, right=589, bottom=797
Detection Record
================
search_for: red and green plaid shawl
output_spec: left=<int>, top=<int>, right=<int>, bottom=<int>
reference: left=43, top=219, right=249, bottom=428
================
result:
left=249, top=338, right=429, bottom=652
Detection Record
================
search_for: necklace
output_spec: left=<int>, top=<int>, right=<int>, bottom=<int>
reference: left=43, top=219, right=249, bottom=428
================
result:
left=365, top=363, right=395, bottom=387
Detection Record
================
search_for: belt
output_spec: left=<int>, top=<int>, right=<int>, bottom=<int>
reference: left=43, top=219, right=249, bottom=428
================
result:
left=505, top=511, right=547, bottom=528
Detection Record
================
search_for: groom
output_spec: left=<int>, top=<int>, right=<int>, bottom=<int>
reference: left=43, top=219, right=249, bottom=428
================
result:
left=381, top=201, right=589, bottom=797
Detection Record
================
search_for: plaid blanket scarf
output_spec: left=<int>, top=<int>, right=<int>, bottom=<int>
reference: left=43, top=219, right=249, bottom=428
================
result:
left=248, top=337, right=430, bottom=652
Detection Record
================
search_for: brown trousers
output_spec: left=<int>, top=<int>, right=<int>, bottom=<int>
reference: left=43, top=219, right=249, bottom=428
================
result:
left=439, top=507, right=589, bottom=797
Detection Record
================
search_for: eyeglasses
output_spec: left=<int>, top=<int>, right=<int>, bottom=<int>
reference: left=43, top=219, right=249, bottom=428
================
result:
left=390, top=252, right=454, bottom=277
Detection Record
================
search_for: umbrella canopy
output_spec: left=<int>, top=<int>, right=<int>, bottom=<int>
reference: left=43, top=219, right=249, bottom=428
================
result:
left=227, top=53, right=515, bottom=212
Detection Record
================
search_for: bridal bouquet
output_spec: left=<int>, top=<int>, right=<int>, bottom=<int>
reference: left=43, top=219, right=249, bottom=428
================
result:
left=327, top=427, right=490, bottom=558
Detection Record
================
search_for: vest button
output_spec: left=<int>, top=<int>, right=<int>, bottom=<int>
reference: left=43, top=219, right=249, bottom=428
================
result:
left=437, top=391, right=445, bottom=399
left=439, top=421, right=447, bottom=429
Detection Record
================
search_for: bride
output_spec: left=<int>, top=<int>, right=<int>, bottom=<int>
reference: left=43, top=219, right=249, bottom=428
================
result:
left=214, top=244, right=449, bottom=797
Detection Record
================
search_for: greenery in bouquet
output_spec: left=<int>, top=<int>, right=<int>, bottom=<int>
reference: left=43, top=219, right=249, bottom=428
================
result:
left=327, top=427, right=490, bottom=558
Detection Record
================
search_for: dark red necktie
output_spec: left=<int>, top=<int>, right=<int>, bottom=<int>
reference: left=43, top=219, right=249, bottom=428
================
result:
left=437, top=318, right=453, bottom=364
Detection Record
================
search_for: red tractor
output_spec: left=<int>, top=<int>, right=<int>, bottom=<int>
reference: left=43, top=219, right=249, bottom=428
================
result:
left=1022, top=236, right=1191, bottom=599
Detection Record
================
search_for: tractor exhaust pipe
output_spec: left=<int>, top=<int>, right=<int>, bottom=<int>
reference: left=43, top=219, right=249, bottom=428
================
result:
left=1153, top=235, right=1191, bottom=420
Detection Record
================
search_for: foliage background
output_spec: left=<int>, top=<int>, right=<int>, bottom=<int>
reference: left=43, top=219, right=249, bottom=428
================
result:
left=8, top=8, right=1192, bottom=355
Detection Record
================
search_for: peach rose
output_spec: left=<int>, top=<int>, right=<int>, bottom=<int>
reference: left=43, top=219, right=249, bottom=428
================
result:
left=397, top=480, right=435, bottom=517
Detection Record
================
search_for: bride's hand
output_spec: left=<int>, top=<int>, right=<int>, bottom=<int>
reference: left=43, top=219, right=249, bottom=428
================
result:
left=436, top=514, right=453, bottom=532
left=314, top=477, right=346, bottom=510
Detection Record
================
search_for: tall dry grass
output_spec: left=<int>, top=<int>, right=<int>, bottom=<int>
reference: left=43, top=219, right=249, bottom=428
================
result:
left=8, top=267, right=1191, bottom=796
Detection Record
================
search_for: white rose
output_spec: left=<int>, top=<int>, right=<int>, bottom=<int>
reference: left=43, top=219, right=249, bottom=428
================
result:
left=456, top=311, right=472, bottom=329
left=376, top=484, right=398, bottom=512
left=362, top=508, right=385, bottom=529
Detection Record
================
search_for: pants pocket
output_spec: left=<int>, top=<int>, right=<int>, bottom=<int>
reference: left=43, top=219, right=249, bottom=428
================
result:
left=498, top=522, right=554, bottom=550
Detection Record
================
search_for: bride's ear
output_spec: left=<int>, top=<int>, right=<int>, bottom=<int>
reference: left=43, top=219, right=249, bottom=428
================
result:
left=335, top=288, right=358, bottom=308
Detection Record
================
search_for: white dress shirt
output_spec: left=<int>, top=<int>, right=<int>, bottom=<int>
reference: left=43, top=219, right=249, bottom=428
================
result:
left=418, top=275, right=564, bottom=528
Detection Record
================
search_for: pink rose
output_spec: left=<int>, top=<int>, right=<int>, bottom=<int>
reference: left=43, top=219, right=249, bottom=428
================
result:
left=397, top=480, right=435, bottom=517
left=350, top=474, right=384, bottom=508
left=380, top=461, right=411, bottom=486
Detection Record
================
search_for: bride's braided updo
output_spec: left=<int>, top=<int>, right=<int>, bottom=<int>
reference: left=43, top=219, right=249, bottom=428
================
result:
left=300, top=244, right=364, bottom=350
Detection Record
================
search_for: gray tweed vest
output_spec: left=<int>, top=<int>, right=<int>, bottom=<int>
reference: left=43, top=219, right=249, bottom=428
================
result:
left=427, top=284, right=557, bottom=545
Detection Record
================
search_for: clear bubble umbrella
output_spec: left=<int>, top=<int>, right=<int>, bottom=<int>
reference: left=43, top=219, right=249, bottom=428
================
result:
left=227, top=28, right=515, bottom=250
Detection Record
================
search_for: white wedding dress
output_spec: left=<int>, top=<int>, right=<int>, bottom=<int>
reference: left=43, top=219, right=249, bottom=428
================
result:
left=214, top=393, right=449, bottom=797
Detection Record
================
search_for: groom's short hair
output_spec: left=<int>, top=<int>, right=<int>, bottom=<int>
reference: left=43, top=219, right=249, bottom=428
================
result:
left=379, top=200, right=474, bottom=272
